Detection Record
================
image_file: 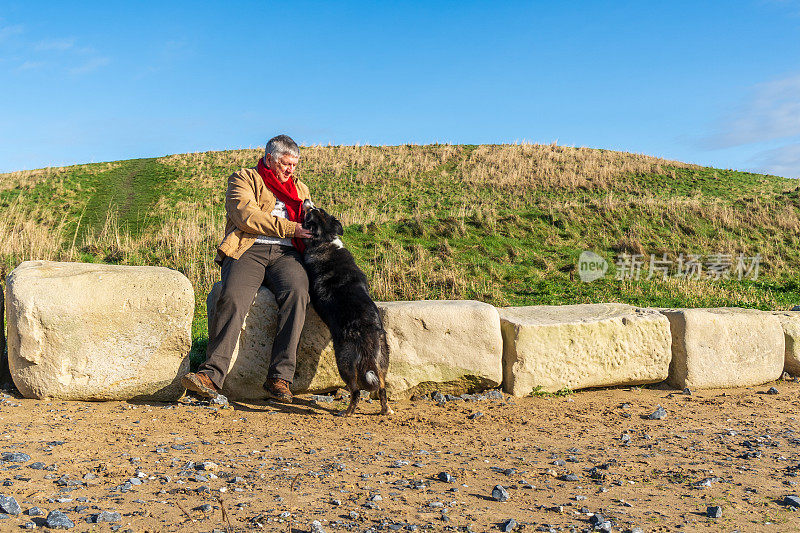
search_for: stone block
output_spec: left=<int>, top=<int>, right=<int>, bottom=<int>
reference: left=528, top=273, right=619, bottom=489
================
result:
left=500, top=303, right=672, bottom=396
left=661, top=307, right=784, bottom=389
left=6, top=261, right=193, bottom=400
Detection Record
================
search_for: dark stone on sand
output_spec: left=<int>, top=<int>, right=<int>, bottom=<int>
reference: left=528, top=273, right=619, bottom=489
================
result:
left=1, top=452, right=30, bottom=463
left=492, top=485, right=510, bottom=502
left=438, top=472, right=454, bottom=483
left=501, top=518, right=517, bottom=531
left=784, top=495, right=800, bottom=507
left=0, top=495, right=20, bottom=515
left=647, top=405, right=667, bottom=420
left=45, top=510, right=74, bottom=529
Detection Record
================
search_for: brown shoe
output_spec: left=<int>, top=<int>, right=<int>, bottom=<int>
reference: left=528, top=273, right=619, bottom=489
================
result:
left=264, top=377, right=293, bottom=403
left=181, top=372, right=219, bottom=399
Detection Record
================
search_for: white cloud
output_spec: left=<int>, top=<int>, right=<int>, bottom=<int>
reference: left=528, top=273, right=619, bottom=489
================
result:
left=703, top=74, right=800, bottom=149
left=0, top=23, right=23, bottom=41
left=750, top=142, right=800, bottom=178
left=0, top=19, right=108, bottom=76
left=16, top=60, right=45, bottom=71
left=68, top=56, right=110, bottom=75
left=34, top=38, right=75, bottom=52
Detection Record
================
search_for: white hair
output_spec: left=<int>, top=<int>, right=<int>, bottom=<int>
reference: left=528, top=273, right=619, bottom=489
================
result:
left=265, top=134, right=300, bottom=161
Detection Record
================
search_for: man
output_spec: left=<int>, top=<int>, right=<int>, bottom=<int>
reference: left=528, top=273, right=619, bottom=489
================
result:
left=182, top=134, right=312, bottom=403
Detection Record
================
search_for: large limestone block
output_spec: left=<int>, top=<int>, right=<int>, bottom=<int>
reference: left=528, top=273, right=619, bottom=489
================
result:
left=0, top=288, right=8, bottom=387
left=208, top=288, right=503, bottom=400
left=207, top=284, right=342, bottom=400
left=5, top=261, right=193, bottom=401
left=379, top=300, right=503, bottom=398
left=661, top=307, right=784, bottom=389
left=773, top=311, right=800, bottom=375
left=499, top=303, right=672, bottom=396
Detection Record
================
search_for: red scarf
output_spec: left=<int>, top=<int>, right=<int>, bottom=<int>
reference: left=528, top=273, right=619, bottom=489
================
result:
left=256, top=158, right=305, bottom=253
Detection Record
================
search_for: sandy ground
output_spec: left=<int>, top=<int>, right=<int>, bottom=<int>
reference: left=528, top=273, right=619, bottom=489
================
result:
left=0, top=381, right=799, bottom=533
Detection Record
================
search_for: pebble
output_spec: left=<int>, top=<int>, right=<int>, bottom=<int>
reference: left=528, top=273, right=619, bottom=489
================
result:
left=492, top=485, right=510, bottom=502
left=784, top=494, right=800, bottom=507
left=683, top=387, right=692, bottom=395
left=92, top=511, right=122, bottom=523
left=1, top=452, right=30, bottom=463
left=198, top=461, right=219, bottom=471
left=26, top=507, right=43, bottom=516
left=501, top=518, right=517, bottom=531
left=468, top=412, right=484, bottom=419
left=695, top=477, right=719, bottom=488
left=766, top=387, right=779, bottom=395
left=312, top=395, right=334, bottom=403
left=310, top=519, right=325, bottom=533
left=210, top=394, right=229, bottom=407
left=647, top=405, right=667, bottom=420
left=0, top=495, right=21, bottom=515
left=561, top=474, right=580, bottom=482
left=28, top=462, right=46, bottom=470
left=438, top=472, right=454, bottom=483
left=707, top=506, right=722, bottom=518
left=46, top=509, right=75, bottom=529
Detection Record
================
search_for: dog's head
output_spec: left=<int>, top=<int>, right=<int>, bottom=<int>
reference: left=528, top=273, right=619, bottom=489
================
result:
left=303, top=199, right=343, bottom=243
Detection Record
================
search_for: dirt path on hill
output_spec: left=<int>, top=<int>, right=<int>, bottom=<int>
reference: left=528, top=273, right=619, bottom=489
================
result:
left=81, top=158, right=173, bottom=236
left=0, top=381, right=799, bottom=532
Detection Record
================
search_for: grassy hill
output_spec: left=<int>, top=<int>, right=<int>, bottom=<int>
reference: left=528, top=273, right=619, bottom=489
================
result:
left=2, top=143, right=799, bottom=363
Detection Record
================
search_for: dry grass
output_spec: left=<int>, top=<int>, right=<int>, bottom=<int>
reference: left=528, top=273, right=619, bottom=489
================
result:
left=369, top=239, right=500, bottom=302
left=457, top=142, right=700, bottom=190
left=158, top=142, right=698, bottom=192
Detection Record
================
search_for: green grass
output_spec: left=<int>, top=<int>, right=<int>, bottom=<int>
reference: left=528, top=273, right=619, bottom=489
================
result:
left=530, top=386, right=574, bottom=397
left=79, top=158, right=179, bottom=236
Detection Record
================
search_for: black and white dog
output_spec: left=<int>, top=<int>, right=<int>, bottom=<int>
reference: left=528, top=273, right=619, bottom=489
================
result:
left=301, top=200, right=391, bottom=416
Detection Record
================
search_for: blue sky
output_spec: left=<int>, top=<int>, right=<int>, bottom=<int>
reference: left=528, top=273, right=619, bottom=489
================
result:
left=1, top=1, right=800, bottom=177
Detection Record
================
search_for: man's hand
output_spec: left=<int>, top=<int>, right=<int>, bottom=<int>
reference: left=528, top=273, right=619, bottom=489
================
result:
left=294, top=226, right=312, bottom=239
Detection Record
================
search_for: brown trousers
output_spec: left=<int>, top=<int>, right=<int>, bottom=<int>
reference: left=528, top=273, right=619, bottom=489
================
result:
left=199, top=243, right=309, bottom=389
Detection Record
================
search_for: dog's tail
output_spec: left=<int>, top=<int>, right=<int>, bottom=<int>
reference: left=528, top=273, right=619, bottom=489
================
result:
left=355, top=329, right=386, bottom=392
left=364, top=370, right=380, bottom=388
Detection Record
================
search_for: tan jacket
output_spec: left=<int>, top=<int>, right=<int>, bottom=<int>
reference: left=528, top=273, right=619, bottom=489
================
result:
left=215, top=166, right=311, bottom=265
